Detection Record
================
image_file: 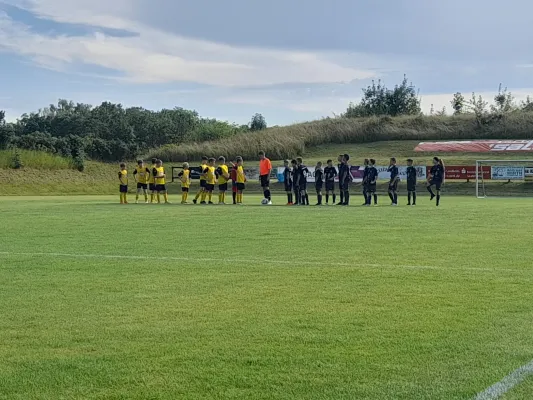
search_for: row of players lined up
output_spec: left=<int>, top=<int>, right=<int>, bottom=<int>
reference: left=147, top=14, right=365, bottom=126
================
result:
left=117, top=152, right=445, bottom=206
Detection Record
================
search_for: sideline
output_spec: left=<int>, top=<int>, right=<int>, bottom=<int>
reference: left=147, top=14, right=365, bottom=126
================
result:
left=473, top=359, right=533, bottom=399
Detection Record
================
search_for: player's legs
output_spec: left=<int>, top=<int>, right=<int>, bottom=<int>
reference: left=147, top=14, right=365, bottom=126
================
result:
left=343, top=184, right=350, bottom=206
left=338, top=183, right=344, bottom=205
left=316, top=188, right=322, bottom=205
left=435, top=182, right=441, bottom=206
left=427, top=180, right=436, bottom=200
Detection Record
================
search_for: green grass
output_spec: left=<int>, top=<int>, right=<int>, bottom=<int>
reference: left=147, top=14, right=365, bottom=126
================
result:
left=0, top=196, right=532, bottom=399
left=0, top=149, right=75, bottom=170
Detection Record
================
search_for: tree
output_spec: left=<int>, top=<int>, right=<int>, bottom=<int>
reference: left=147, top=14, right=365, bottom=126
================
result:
left=250, top=113, right=267, bottom=131
left=491, top=84, right=515, bottom=114
left=344, top=75, right=421, bottom=118
left=450, top=92, right=466, bottom=115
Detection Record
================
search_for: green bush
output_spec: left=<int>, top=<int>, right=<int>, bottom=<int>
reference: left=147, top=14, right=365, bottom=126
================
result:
left=10, top=149, right=23, bottom=169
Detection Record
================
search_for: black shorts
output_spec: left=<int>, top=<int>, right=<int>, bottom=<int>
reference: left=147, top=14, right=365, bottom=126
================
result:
left=155, top=184, right=166, bottom=192
left=137, top=183, right=148, bottom=190
left=368, top=183, right=377, bottom=193
left=325, top=181, right=335, bottom=191
left=315, top=183, right=323, bottom=192
left=200, top=180, right=206, bottom=188
left=429, top=180, right=442, bottom=190
left=388, top=181, right=399, bottom=191
left=299, top=182, right=307, bottom=191
left=219, top=183, right=228, bottom=191
left=119, top=185, right=128, bottom=193
left=236, top=183, right=245, bottom=191
left=149, top=183, right=156, bottom=191
left=407, top=182, right=417, bottom=192
left=260, top=175, right=270, bottom=188
left=205, top=184, right=215, bottom=191
left=284, top=184, right=292, bottom=192
left=182, top=187, right=189, bottom=192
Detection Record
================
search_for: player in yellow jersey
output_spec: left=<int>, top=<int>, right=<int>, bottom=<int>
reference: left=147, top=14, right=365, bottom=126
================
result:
left=118, top=163, right=128, bottom=204
left=133, top=159, right=151, bottom=203
left=193, top=156, right=209, bottom=204
left=235, top=156, right=246, bottom=204
left=216, top=156, right=230, bottom=204
left=152, top=159, right=171, bottom=204
left=201, top=158, right=217, bottom=204
left=178, top=162, right=191, bottom=203
left=148, top=157, right=157, bottom=203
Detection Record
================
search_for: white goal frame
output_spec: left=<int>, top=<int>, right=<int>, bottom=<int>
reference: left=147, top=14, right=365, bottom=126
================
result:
left=476, top=159, right=533, bottom=198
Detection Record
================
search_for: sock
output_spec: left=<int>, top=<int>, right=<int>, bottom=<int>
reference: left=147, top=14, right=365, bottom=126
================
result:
left=294, top=191, right=299, bottom=204
left=305, top=194, right=309, bottom=205
left=344, top=191, right=350, bottom=205
left=317, top=194, right=322, bottom=204
left=208, top=193, right=212, bottom=202
left=374, top=194, right=378, bottom=204
left=182, top=193, right=186, bottom=203
left=157, top=194, right=161, bottom=203
left=266, top=189, right=271, bottom=200
left=136, top=193, right=139, bottom=201
left=201, top=192, right=207, bottom=202
left=120, top=193, right=124, bottom=204
left=222, top=193, right=226, bottom=203
left=150, top=193, right=155, bottom=203
left=287, top=193, right=291, bottom=203
left=219, top=193, right=222, bottom=203
left=333, top=194, right=336, bottom=204
left=427, top=186, right=435, bottom=196
left=163, top=193, right=168, bottom=203
left=239, top=193, right=243, bottom=203
left=233, top=192, right=237, bottom=204
left=339, top=192, right=344, bottom=204
left=366, top=194, right=371, bottom=205
left=195, top=191, right=201, bottom=200
left=393, top=193, right=397, bottom=204
left=388, top=192, right=394, bottom=202
left=413, top=192, right=417, bottom=204
left=144, top=192, right=148, bottom=202
left=408, top=192, right=411, bottom=204
left=326, top=194, right=329, bottom=204
left=436, top=194, right=440, bottom=206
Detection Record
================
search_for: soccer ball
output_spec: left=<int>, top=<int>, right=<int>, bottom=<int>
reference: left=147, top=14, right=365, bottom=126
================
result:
left=261, top=198, right=269, bottom=205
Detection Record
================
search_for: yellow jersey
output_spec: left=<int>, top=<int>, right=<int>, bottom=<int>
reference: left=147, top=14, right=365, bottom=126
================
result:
left=118, top=169, right=128, bottom=185
left=134, top=166, right=150, bottom=184
left=203, top=166, right=216, bottom=185
left=236, top=165, right=245, bottom=183
left=199, top=163, right=207, bottom=182
left=217, top=164, right=229, bottom=184
left=153, top=166, right=166, bottom=185
left=180, top=169, right=191, bottom=188
left=148, top=164, right=156, bottom=184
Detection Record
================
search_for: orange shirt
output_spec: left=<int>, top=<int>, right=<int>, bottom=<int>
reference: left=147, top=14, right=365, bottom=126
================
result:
left=259, top=158, right=272, bottom=176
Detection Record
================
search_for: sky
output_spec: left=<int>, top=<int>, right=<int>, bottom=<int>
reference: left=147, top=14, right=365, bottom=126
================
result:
left=1, top=0, right=533, bottom=126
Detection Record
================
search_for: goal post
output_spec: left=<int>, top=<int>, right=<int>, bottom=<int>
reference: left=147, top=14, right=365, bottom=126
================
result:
left=476, top=159, right=533, bottom=198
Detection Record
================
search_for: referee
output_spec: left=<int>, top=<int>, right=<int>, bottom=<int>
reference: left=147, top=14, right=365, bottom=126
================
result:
left=259, top=151, right=272, bottom=204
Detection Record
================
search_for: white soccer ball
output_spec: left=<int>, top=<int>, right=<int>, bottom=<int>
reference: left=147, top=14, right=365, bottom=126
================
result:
left=261, top=198, right=269, bottom=205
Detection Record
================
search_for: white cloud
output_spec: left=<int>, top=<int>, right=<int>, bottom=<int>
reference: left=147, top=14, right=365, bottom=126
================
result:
left=0, top=0, right=378, bottom=86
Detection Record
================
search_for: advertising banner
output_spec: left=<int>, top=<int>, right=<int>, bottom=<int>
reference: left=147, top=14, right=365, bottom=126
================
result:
left=277, top=165, right=427, bottom=182
left=525, top=167, right=533, bottom=177
left=491, top=166, right=525, bottom=180
left=441, top=165, right=491, bottom=180
left=415, top=140, right=533, bottom=152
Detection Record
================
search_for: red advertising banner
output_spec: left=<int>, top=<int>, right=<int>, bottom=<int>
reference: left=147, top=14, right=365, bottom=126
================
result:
left=415, top=140, right=533, bottom=152
left=433, top=165, right=491, bottom=180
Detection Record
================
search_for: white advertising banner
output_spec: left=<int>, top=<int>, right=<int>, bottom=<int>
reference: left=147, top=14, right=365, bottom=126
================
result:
left=491, top=166, right=525, bottom=180
left=525, top=167, right=533, bottom=177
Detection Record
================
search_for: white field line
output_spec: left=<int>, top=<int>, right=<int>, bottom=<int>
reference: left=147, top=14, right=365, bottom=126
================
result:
left=473, top=360, right=533, bottom=400
left=0, top=251, right=522, bottom=273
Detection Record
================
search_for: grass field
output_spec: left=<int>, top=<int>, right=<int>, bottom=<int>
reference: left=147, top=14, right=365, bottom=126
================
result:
left=0, top=195, right=532, bottom=399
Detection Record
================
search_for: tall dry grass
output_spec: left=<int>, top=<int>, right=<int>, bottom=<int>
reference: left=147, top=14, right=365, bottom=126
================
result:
left=0, top=149, right=74, bottom=170
left=145, top=113, right=533, bottom=162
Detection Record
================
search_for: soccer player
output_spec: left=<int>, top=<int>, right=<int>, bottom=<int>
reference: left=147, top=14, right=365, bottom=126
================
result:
left=230, top=159, right=238, bottom=204
left=193, top=156, right=209, bottom=204
left=338, top=154, right=352, bottom=206
left=314, top=161, right=324, bottom=205
left=235, top=156, right=246, bottom=204
left=178, top=162, right=191, bottom=203
left=152, top=159, right=170, bottom=204
left=216, top=156, right=230, bottom=204
left=406, top=159, right=417, bottom=206
left=427, top=157, right=445, bottom=206
left=291, top=159, right=299, bottom=206
left=366, top=159, right=378, bottom=206
left=283, top=160, right=293, bottom=205
left=118, top=162, right=128, bottom=204
left=201, top=158, right=216, bottom=204
left=337, top=154, right=344, bottom=205
left=259, top=151, right=272, bottom=205
left=296, top=157, right=310, bottom=205
left=361, top=159, right=370, bottom=205
left=133, top=159, right=150, bottom=204
left=149, top=157, right=157, bottom=203
left=324, top=159, right=337, bottom=205
left=388, top=157, right=399, bottom=206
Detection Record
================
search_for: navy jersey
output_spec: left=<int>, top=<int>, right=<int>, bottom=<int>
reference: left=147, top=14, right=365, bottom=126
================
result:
left=324, top=166, right=337, bottom=182
left=283, top=167, right=292, bottom=185
left=406, top=166, right=417, bottom=183
left=314, top=168, right=324, bottom=186
left=388, top=165, right=399, bottom=182
left=298, top=165, right=310, bottom=184
left=367, top=166, right=378, bottom=183
left=291, top=167, right=299, bottom=186
left=362, top=166, right=369, bottom=183
left=430, top=165, right=444, bottom=182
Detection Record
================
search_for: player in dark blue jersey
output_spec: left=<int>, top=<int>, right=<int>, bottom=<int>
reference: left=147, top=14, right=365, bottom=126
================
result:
left=387, top=157, right=399, bottom=206
left=361, top=159, right=370, bottom=205
left=291, top=159, right=299, bottom=206
left=406, top=159, right=417, bottom=206
left=336, top=154, right=344, bottom=205
left=338, top=154, right=352, bottom=205
left=365, top=159, right=378, bottom=206
left=296, top=157, right=310, bottom=205
left=427, top=157, right=445, bottom=206
left=282, top=159, right=293, bottom=205
left=314, top=161, right=324, bottom=205
left=324, top=159, right=337, bottom=205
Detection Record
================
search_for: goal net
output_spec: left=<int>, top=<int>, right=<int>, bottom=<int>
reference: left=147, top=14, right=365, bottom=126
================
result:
left=476, top=160, right=533, bottom=198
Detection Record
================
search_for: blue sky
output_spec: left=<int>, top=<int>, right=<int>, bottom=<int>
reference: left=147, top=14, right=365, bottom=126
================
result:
left=1, top=0, right=533, bottom=125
